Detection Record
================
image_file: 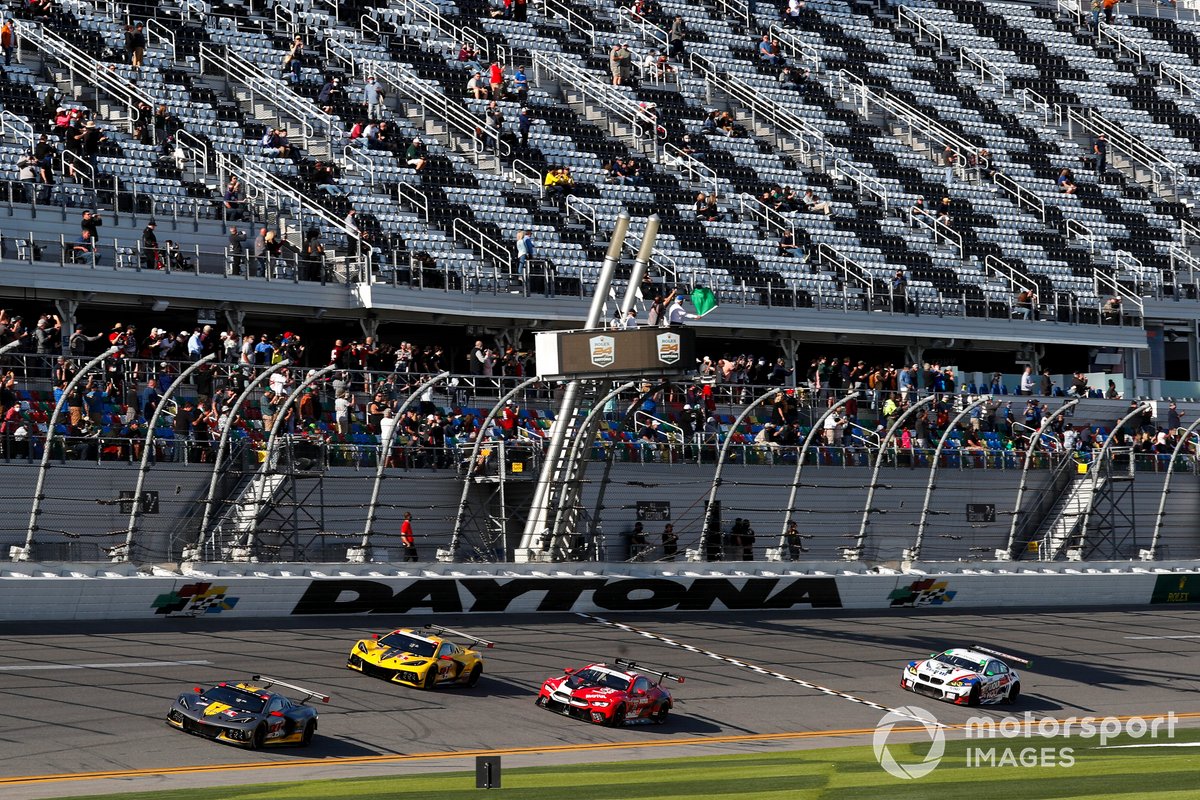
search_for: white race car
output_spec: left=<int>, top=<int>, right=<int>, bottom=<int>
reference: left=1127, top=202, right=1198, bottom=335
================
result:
left=901, top=646, right=1025, bottom=706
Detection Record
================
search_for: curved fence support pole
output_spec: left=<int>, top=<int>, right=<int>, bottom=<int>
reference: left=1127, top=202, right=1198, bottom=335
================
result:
left=779, top=392, right=860, bottom=557
left=852, top=393, right=937, bottom=560
left=1077, top=402, right=1151, bottom=558
left=910, top=395, right=990, bottom=562
left=118, top=353, right=216, bottom=562
left=191, top=360, right=291, bottom=559
left=449, top=376, right=541, bottom=560
left=355, top=371, right=450, bottom=557
left=1146, top=418, right=1200, bottom=560
left=22, top=346, right=119, bottom=558
left=549, top=379, right=638, bottom=546
left=702, top=386, right=795, bottom=558
left=1003, top=398, right=1080, bottom=558
left=240, top=364, right=338, bottom=556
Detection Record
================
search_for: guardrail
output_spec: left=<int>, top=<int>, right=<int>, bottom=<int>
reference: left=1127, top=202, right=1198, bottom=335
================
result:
left=897, top=4, right=945, bottom=54
left=1160, top=62, right=1200, bottom=98
left=0, top=109, right=35, bottom=152
left=994, top=171, right=1047, bottom=223
left=768, top=24, right=821, bottom=74
left=1097, top=20, right=1144, bottom=66
left=960, top=46, right=1008, bottom=91
left=984, top=254, right=1036, bottom=297
left=663, top=143, right=719, bottom=196
left=453, top=217, right=514, bottom=283
left=1095, top=268, right=1145, bottom=321
left=384, top=0, right=500, bottom=64
left=908, top=205, right=963, bottom=259
left=723, top=72, right=829, bottom=171
left=814, top=243, right=873, bottom=310
left=738, top=192, right=793, bottom=238
left=833, top=159, right=888, bottom=211
left=1065, top=218, right=1097, bottom=254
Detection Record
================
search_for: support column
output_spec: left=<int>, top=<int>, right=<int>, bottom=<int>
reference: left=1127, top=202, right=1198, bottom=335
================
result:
left=358, top=316, right=379, bottom=343
left=774, top=335, right=799, bottom=387
left=223, top=308, right=246, bottom=343
left=1077, top=402, right=1151, bottom=557
left=54, top=298, right=78, bottom=356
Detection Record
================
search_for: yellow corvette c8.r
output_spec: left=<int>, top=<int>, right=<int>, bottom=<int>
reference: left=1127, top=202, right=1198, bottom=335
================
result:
left=347, top=624, right=493, bottom=689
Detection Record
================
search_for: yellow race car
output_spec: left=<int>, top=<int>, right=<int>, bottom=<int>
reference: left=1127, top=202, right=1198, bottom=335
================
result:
left=347, top=624, right=494, bottom=689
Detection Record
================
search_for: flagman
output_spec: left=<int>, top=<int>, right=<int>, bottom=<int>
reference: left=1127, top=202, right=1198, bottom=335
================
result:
left=668, top=294, right=696, bottom=326
left=669, top=286, right=718, bottom=325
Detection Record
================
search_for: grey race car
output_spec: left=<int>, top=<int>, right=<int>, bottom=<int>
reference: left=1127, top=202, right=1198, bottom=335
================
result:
left=166, top=675, right=329, bottom=749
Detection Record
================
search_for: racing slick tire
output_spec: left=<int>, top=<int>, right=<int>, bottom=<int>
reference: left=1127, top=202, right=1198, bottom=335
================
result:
left=1004, top=682, right=1020, bottom=705
left=608, top=704, right=626, bottom=728
left=250, top=724, right=266, bottom=750
left=423, top=670, right=438, bottom=691
left=466, top=664, right=482, bottom=688
left=535, top=694, right=549, bottom=708
left=967, top=684, right=982, bottom=707
left=301, top=720, right=316, bottom=746
left=651, top=703, right=670, bottom=725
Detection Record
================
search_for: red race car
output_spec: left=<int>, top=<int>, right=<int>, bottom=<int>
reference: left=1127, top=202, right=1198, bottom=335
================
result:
left=536, top=658, right=683, bottom=726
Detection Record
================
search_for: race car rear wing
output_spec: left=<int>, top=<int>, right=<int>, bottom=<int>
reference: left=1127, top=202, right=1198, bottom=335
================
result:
left=615, top=658, right=685, bottom=685
left=424, top=624, right=496, bottom=649
left=972, top=645, right=1033, bottom=668
left=251, top=675, right=332, bottom=705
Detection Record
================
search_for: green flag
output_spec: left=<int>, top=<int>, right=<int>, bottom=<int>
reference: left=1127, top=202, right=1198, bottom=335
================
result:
left=690, top=286, right=718, bottom=317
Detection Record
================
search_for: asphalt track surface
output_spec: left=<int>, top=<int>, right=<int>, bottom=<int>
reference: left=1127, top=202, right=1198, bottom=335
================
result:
left=2, top=606, right=1199, bottom=798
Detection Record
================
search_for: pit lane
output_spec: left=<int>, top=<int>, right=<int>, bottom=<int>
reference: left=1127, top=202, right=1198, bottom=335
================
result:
left=1, top=606, right=1197, bottom=798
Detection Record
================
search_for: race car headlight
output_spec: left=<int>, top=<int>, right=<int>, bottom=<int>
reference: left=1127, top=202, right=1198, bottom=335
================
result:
left=947, top=679, right=970, bottom=687
left=407, top=660, right=429, bottom=667
left=590, top=700, right=611, bottom=707
left=905, top=664, right=918, bottom=675
left=357, top=642, right=368, bottom=654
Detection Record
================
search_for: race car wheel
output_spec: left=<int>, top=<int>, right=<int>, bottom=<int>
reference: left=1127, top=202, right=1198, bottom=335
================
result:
left=466, top=664, right=482, bottom=688
left=1005, top=682, right=1021, bottom=705
left=967, top=685, right=982, bottom=707
left=608, top=704, right=626, bottom=728
left=423, top=670, right=437, bottom=691
left=301, top=720, right=315, bottom=746
left=651, top=704, right=669, bottom=725
left=536, top=694, right=549, bottom=708
left=250, top=724, right=266, bottom=751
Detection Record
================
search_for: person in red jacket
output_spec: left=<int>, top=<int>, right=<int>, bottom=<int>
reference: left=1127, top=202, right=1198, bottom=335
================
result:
left=489, top=62, right=505, bottom=100
left=401, top=512, right=418, bottom=562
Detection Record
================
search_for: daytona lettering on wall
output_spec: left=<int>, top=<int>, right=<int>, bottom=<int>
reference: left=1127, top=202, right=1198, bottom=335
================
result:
left=290, top=577, right=844, bottom=615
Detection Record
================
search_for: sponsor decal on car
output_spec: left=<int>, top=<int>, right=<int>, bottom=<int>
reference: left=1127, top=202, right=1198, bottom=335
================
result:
left=889, top=578, right=956, bottom=608
left=152, top=582, right=240, bottom=616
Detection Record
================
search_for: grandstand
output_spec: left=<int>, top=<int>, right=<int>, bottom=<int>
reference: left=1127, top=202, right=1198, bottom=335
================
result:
left=0, top=0, right=1198, bottom=566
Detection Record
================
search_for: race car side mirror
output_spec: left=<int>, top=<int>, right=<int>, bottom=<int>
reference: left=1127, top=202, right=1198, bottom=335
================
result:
left=270, top=711, right=284, bottom=717
left=635, top=689, right=647, bottom=696
left=563, top=667, right=575, bottom=674
left=440, top=655, right=454, bottom=660
left=193, top=687, right=202, bottom=693
left=372, top=634, right=379, bottom=640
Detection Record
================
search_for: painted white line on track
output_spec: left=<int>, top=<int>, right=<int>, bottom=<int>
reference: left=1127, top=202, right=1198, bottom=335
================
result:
left=0, top=660, right=213, bottom=672
left=1124, top=635, right=1200, bottom=640
left=576, top=613, right=945, bottom=728
left=1098, top=742, right=1200, bottom=749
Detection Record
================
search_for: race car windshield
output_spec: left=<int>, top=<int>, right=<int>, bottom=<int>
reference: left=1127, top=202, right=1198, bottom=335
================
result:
left=378, top=632, right=437, bottom=657
left=201, top=686, right=268, bottom=713
left=934, top=654, right=986, bottom=671
left=569, top=669, right=631, bottom=692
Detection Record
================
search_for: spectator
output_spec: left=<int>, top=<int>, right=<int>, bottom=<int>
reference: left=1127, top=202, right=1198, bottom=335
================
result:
left=778, top=228, right=801, bottom=257
left=1102, top=295, right=1122, bottom=324
left=223, top=176, right=245, bottom=221
left=488, top=61, right=505, bottom=100
left=405, top=137, right=427, bottom=171
left=253, top=226, right=268, bottom=276
left=1106, top=379, right=1120, bottom=399
left=225, top=226, right=246, bottom=275
left=467, top=71, right=488, bottom=100
left=661, top=523, right=678, bottom=561
left=544, top=167, right=575, bottom=202
left=668, top=15, right=687, bottom=59
left=316, top=76, right=340, bottom=114
left=284, top=35, right=304, bottom=83
left=401, top=511, right=418, bottom=561
left=802, top=189, right=832, bottom=216
left=515, top=229, right=535, bottom=277
left=141, top=220, right=159, bottom=270
left=72, top=230, right=99, bottom=263
left=511, top=65, right=528, bottom=104
left=936, top=196, right=952, bottom=226
left=1057, top=167, right=1077, bottom=194
left=129, top=22, right=146, bottom=69
left=363, top=76, right=386, bottom=120
left=1014, top=289, right=1036, bottom=319
left=1019, top=366, right=1035, bottom=395
left=1, top=18, right=14, bottom=68
left=457, top=43, right=483, bottom=73
left=518, top=107, right=532, bottom=148
left=80, top=209, right=102, bottom=241
left=1094, top=134, right=1107, bottom=176
left=610, top=43, right=631, bottom=86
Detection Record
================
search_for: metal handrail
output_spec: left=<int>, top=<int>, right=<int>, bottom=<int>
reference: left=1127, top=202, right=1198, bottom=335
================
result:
left=767, top=24, right=821, bottom=74
left=897, top=4, right=945, bottom=54
left=834, top=159, right=888, bottom=211
left=1097, top=20, right=1144, bottom=66
left=565, top=195, right=597, bottom=232
left=145, top=17, right=176, bottom=61
left=663, top=143, right=718, bottom=196
left=1065, top=218, right=1096, bottom=253
left=1181, top=218, right=1200, bottom=247
left=379, top=0, right=497, bottom=64
left=738, top=192, right=793, bottom=238
left=617, top=6, right=670, bottom=51
left=0, top=110, right=35, bottom=152
left=511, top=159, right=543, bottom=194
left=994, top=170, right=1046, bottom=223
left=815, top=243, right=873, bottom=307
left=908, top=205, right=963, bottom=259
left=453, top=217, right=513, bottom=277
left=723, top=73, right=826, bottom=170
left=542, top=0, right=596, bottom=44
left=959, top=46, right=1008, bottom=91
left=1094, top=268, right=1144, bottom=319
left=1160, top=62, right=1200, bottom=98
left=1057, top=104, right=1180, bottom=195
left=984, top=254, right=1036, bottom=296
left=532, top=51, right=654, bottom=153
left=273, top=3, right=297, bottom=37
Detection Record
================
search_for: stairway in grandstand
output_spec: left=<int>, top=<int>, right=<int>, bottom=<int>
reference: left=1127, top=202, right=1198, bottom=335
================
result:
left=1036, top=474, right=1103, bottom=560
left=207, top=472, right=288, bottom=560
